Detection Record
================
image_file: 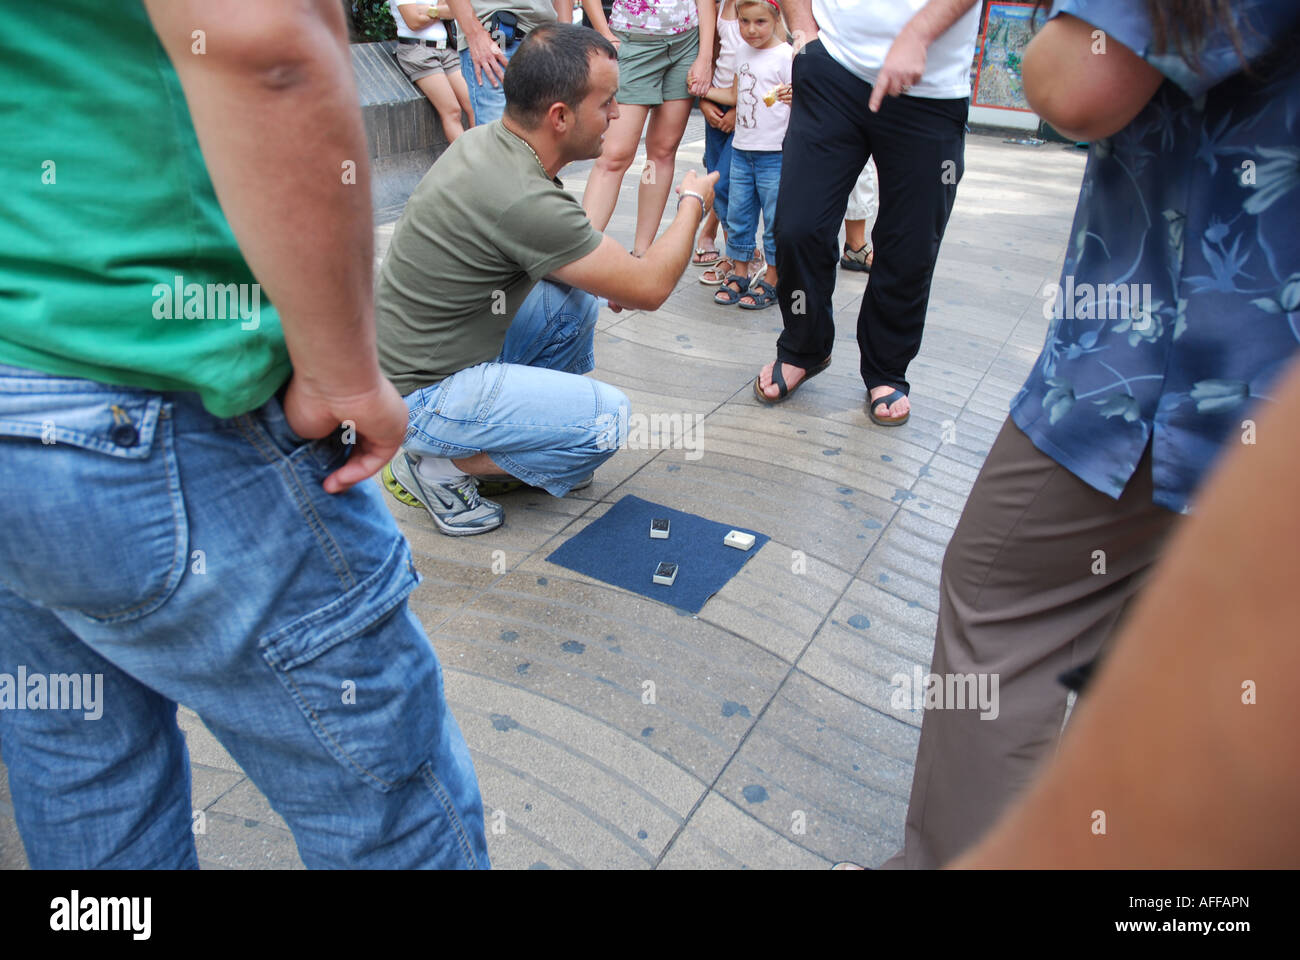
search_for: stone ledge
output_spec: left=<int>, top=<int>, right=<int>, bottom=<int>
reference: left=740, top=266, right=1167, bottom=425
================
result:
left=350, top=41, right=452, bottom=223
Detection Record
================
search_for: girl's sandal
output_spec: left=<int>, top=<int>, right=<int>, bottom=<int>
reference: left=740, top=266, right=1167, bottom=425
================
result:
left=699, top=257, right=734, bottom=285
left=738, top=278, right=778, bottom=310
left=713, top=274, right=751, bottom=305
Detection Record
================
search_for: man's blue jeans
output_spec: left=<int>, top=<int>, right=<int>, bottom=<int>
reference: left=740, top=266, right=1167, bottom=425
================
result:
left=459, top=37, right=523, bottom=127
left=0, top=363, right=489, bottom=869
left=726, top=147, right=783, bottom=264
left=402, top=280, right=630, bottom=496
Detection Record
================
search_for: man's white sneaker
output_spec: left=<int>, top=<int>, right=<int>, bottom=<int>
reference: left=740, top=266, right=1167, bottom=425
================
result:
left=388, top=452, right=504, bottom=536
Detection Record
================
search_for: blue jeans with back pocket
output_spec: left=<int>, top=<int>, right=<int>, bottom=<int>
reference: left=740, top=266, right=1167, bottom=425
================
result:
left=0, top=363, right=489, bottom=868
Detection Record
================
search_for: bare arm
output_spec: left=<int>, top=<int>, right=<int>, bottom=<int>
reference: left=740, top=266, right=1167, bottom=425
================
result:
left=705, top=76, right=737, bottom=106
left=869, top=0, right=980, bottom=111
left=781, top=0, right=818, bottom=48
left=143, top=0, right=407, bottom=494
left=955, top=357, right=1300, bottom=868
left=687, top=0, right=717, bottom=96
left=1022, top=12, right=1165, bottom=141
left=580, top=0, right=619, bottom=46
left=552, top=171, right=718, bottom=310
left=397, top=2, right=454, bottom=30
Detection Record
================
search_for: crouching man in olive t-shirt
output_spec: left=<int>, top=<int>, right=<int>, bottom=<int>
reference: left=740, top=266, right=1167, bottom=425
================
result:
left=377, top=22, right=716, bottom=535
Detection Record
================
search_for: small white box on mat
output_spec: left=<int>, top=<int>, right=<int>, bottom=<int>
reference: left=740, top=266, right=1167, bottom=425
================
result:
left=724, top=530, right=756, bottom=550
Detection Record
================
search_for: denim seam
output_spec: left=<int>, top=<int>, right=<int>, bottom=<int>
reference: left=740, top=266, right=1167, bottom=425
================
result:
left=419, top=762, right=478, bottom=868
left=81, top=405, right=190, bottom=623
left=236, top=415, right=355, bottom=591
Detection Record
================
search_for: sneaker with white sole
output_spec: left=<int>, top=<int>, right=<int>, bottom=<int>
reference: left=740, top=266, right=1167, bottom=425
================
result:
left=387, top=452, right=504, bottom=536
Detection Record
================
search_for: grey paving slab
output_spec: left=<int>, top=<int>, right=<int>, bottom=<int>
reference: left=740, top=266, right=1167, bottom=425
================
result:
left=0, top=127, right=1087, bottom=870
left=713, top=670, right=919, bottom=866
left=657, top=790, right=828, bottom=869
left=194, top=812, right=305, bottom=871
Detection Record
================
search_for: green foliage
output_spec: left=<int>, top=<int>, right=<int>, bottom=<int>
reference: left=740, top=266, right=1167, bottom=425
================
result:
left=347, top=0, right=397, bottom=43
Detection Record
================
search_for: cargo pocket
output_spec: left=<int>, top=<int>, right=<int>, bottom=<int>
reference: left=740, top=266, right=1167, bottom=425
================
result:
left=257, top=536, right=438, bottom=793
left=0, top=387, right=188, bottom=622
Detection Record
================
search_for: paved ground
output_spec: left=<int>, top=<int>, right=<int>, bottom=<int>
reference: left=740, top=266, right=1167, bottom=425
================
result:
left=0, top=116, right=1087, bottom=870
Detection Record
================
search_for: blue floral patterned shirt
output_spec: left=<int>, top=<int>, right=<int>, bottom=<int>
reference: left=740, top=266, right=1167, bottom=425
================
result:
left=1010, top=0, right=1300, bottom=513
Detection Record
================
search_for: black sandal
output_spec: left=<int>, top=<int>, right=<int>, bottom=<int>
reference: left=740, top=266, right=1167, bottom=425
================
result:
left=752, top=357, right=832, bottom=405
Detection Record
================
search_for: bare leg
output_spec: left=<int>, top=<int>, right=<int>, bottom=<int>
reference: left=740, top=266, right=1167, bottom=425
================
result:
left=451, top=452, right=510, bottom=477
left=845, top=218, right=868, bottom=251
left=634, top=98, right=694, bottom=255
left=416, top=72, right=466, bottom=143
left=447, top=67, right=475, bottom=129
left=582, top=103, right=651, bottom=231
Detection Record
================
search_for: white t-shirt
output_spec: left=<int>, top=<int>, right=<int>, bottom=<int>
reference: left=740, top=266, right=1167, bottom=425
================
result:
left=391, top=0, right=449, bottom=43
left=732, top=42, right=793, bottom=151
left=812, top=0, right=981, bottom=99
left=712, top=14, right=742, bottom=89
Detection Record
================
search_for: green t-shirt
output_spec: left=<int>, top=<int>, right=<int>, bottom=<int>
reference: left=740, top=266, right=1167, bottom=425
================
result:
left=376, top=121, right=602, bottom=396
left=0, top=2, right=288, bottom=418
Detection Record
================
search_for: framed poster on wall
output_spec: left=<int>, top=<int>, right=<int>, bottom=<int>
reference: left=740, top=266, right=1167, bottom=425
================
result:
left=971, top=1, right=1048, bottom=113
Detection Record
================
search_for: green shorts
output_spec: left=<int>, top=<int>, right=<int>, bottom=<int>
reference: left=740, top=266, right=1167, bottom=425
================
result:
left=614, top=30, right=700, bottom=105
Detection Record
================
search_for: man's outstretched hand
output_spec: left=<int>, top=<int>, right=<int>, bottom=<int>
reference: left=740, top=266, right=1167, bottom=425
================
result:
left=282, top=373, right=409, bottom=494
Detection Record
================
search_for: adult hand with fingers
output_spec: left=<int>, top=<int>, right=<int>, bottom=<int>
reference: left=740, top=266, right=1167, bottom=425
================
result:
left=869, top=28, right=927, bottom=111
left=466, top=23, right=509, bottom=86
left=678, top=168, right=719, bottom=215
left=282, top=372, right=410, bottom=495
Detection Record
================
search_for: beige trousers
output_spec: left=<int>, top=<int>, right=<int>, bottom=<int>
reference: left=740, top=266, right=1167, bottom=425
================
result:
left=893, top=417, right=1180, bottom=868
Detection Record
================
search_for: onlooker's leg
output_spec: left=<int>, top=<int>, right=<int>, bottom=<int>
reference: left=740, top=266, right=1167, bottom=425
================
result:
left=842, top=160, right=877, bottom=270
left=0, top=377, right=491, bottom=869
left=721, top=148, right=759, bottom=300
left=738, top=150, right=782, bottom=306
left=897, top=419, right=1180, bottom=868
left=415, top=70, right=466, bottom=142
left=0, top=594, right=198, bottom=869
left=856, top=94, right=966, bottom=398
left=582, top=103, right=650, bottom=231
left=773, top=41, right=872, bottom=372
left=458, top=38, right=520, bottom=127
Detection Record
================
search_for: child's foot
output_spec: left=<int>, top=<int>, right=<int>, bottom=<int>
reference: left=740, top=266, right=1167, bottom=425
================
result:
left=714, top=272, right=752, bottom=305
left=699, top=257, right=734, bottom=285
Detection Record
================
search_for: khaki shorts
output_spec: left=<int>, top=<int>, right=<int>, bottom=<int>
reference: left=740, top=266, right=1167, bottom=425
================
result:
left=614, top=30, right=700, bottom=105
left=395, top=41, right=460, bottom=81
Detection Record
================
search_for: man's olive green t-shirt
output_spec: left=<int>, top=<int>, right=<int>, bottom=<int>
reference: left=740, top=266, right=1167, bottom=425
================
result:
left=376, top=121, right=602, bottom=396
left=0, top=2, right=288, bottom=418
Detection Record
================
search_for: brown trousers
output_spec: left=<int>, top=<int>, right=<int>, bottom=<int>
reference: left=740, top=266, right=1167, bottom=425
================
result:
left=895, top=418, right=1180, bottom=868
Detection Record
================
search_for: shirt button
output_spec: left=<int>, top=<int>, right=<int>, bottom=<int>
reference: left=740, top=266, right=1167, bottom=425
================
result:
left=111, top=423, right=138, bottom=447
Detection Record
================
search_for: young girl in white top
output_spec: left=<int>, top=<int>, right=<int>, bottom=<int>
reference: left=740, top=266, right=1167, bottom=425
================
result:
left=711, top=0, right=791, bottom=309
left=692, top=0, right=740, bottom=275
